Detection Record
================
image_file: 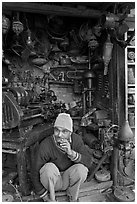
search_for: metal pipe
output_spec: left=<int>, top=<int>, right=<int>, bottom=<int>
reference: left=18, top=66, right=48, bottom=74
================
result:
left=88, top=79, right=92, bottom=107
left=82, top=91, right=86, bottom=115
left=111, top=146, right=119, bottom=186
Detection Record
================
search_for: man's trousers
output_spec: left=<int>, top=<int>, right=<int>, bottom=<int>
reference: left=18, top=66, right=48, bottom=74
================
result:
left=40, top=162, right=88, bottom=201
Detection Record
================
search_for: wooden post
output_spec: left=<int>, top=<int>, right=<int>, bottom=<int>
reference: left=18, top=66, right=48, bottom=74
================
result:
left=16, top=144, right=30, bottom=195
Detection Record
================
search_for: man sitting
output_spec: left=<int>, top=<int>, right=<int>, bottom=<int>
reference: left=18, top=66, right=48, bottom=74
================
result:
left=32, top=113, right=93, bottom=201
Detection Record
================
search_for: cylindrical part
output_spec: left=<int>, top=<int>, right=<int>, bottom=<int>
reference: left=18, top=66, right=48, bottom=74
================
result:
left=82, top=92, right=86, bottom=115
left=87, top=78, right=92, bottom=89
left=111, top=147, right=119, bottom=186
left=87, top=78, right=92, bottom=107
left=89, top=90, right=92, bottom=107
left=84, top=70, right=95, bottom=109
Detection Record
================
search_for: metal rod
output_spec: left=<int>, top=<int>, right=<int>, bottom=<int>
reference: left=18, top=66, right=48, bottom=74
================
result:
left=87, top=152, right=109, bottom=181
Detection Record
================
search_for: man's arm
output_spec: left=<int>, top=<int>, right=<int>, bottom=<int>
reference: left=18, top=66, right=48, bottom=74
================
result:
left=60, top=133, right=93, bottom=168
left=70, top=133, right=93, bottom=168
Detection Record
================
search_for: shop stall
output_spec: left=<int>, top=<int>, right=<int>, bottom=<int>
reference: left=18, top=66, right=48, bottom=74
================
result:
left=2, top=2, right=135, bottom=202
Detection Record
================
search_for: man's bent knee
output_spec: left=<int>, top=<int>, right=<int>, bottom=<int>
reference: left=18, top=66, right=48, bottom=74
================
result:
left=40, top=162, right=60, bottom=177
left=74, top=164, right=88, bottom=180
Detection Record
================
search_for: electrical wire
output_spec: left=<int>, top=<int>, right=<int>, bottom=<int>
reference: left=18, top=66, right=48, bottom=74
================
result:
left=9, top=180, right=23, bottom=202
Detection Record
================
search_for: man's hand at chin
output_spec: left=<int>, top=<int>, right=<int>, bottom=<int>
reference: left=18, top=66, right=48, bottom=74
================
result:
left=59, top=139, right=72, bottom=155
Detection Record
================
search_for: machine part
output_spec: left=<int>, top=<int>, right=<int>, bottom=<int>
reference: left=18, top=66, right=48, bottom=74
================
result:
left=31, top=57, right=47, bottom=66
left=98, top=125, right=119, bottom=152
left=69, top=29, right=80, bottom=48
left=97, top=74, right=104, bottom=92
left=8, top=87, right=30, bottom=106
left=87, top=150, right=111, bottom=182
left=83, top=69, right=95, bottom=108
left=103, top=34, right=113, bottom=75
left=95, top=73, right=110, bottom=103
left=82, top=90, right=86, bottom=115
left=58, top=71, right=65, bottom=81
left=83, top=134, right=98, bottom=151
left=2, top=193, right=14, bottom=202
left=59, top=55, right=71, bottom=65
left=66, top=70, right=84, bottom=80
left=2, top=14, right=10, bottom=34
left=59, top=37, right=69, bottom=51
left=119, top=120, right=134, bottom=142
left=93, top=150, right=103, bottom=159
left=95, top=169, right=111, bottom=182
left=82, top=107, right=97, bottom=119
left=88, top=35, right=99, bottom=51
left=73, top=80, right=82, bottom=94
left=2, top=91, right=23, bottom=129
left=79, top=23, right=93, bottom=42
left=70, top=56, right=88, bottom=64
left=93, top=110, right=109, bottom=125
left=47, top=15, right=68, bottom=38
left=113, top=186, right=135, bottom=202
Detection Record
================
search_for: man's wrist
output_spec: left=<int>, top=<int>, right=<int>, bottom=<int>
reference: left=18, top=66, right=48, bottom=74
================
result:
left=67, top=150, right=77, bottom=160
left=67, top=149, right=73, bottom=156
left=67, top=150, right=81, bottom=162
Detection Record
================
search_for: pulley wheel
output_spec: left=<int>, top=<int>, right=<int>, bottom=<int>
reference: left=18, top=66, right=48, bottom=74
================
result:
left=95, top=169, right=110, bottom=182
left=9, top=87, right=29, bottom=106
left=114, top=186, right=135, bottom=202
left=93, top=150, right=103, bottom=159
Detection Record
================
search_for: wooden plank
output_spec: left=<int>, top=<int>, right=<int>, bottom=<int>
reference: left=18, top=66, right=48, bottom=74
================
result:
left=2, top=142, right=20, bottom=150
left=21, top=180, right=112, bottom=202
left=56, top=191, right=109, bottom=202
left=56, top=195, right=68, bottom=202
left=16, top=145, right=30, bottom=196
left=79, top=179, right=113, bottom=192
left=2, top=149, right=17, bottom=154
left=79, top=188, right=111, bottom=198
left=79, top=193, right=107, bottom=202
left=2, top=2, right=102, bottom=18
left=55, top=179, right=113, bottom=197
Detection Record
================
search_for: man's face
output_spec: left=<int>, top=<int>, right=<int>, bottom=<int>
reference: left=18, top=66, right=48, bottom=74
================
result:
left=54, top=126, right=71, bottom=146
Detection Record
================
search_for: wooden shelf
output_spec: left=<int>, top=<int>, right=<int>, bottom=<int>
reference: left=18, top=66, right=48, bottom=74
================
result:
left=72, top=116, right=81, bottom=120
left=128, top=105, right=135, bottom=108
left=51, top=65, right=88, bottom=70
left=51, top=65, right=72, bottom=69
left=125, top=24, right=135, bottom=131
left=127, top=46, right=135, bottom=49
left=128, top=88, right=135, bottom=94
left=2, top=2, right=102, bottom=18
left=128, top=84, right=135, bottom=87
left=127, top=63, right=135, bottom=65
